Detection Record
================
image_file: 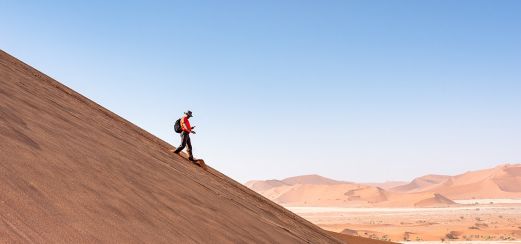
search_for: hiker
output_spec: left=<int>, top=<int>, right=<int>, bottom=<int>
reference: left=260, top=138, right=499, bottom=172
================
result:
left=173, top=110, right=196, bottom=161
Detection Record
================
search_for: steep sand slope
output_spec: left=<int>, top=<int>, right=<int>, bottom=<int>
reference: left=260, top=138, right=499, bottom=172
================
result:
left=413, top=193, right=455, bottom=207
left=0, top=50, right=345, bottom=243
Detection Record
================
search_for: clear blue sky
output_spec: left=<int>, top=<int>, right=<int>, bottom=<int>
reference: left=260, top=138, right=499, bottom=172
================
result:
left=1, top=1, right=520, bottom=183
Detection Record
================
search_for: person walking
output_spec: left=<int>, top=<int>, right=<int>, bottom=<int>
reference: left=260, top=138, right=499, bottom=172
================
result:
left=173, top=110, right=196, bottom=161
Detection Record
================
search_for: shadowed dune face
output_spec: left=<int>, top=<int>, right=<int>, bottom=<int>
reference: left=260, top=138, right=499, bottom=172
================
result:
left=0, top=50, right=352, bottom=243
left=413, top=193, right=455, bottom=207
left=494, top=166, right=521, bottom=192
left=505, top=166, right=521, bottom=176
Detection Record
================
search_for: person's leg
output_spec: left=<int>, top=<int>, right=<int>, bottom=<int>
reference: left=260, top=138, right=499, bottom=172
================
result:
left=186, top=134, right=194, bottom=160
left=174, top=132, right=188, bottom=153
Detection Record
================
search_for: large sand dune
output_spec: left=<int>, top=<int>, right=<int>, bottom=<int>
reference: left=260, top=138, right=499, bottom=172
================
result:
left=248, top=164, right=521, bottom=207
left=247, top=176, right=455, bottom=207
left=0, top=50, right=371, bottom=243
left=391, top=164, right=521, bottom=199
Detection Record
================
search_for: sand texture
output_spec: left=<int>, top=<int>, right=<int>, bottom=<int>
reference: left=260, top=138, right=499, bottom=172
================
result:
left=0, top=50, right=355, bottom=243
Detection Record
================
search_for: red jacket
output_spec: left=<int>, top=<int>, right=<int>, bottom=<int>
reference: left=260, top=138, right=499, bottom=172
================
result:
left=180, top=115, right=192, bottom=133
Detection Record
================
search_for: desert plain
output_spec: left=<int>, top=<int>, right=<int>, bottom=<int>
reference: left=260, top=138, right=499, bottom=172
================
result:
left=247, top=164, right=521, bottom=243
left=289, top=202, right=521, bottom=242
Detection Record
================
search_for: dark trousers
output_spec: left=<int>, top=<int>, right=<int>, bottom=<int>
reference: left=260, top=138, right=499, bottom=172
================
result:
left=174, top=131, right=193, bottom=158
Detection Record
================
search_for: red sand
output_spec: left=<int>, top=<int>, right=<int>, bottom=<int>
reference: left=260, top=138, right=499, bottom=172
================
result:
left=0, top=50, right=387, bottom=243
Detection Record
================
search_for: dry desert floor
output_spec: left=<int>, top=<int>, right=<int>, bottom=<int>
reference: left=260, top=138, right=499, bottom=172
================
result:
left=287, top=201, right=521, bottom=243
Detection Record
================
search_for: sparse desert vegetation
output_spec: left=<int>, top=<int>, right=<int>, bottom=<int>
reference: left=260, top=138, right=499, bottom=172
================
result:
left=248, top=164, right=521, bottom=242
left=288, top=204, right=521, bottom=242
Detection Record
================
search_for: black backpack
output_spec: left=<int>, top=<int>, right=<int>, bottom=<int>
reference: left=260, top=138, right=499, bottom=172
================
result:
left=174, top=118, right=182, bottom=133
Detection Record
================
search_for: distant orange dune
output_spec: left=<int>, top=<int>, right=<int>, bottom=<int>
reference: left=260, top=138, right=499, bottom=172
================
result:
left=390, top=164, right=521, bottom=200
left=247, top=176, right=456, bottom=207
left=247, top=163, right=521, bottom=207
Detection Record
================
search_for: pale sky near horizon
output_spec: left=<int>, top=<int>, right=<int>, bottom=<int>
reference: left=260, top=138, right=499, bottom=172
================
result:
left=1, top=1, right=520, bottom=183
